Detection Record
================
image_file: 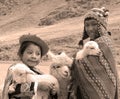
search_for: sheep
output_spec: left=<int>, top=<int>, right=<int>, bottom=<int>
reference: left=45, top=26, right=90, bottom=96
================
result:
left=9, top=63, right=59, bottom=99
left=76, top=41, right=101, bottom=60
left=47, top=51, right=73, bottom=99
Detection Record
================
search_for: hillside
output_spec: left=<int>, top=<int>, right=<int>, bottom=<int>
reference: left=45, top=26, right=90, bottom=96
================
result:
left=0, top=0, right=119, bottom=35
left=0, top=0, right=67, bottom=35
left=0, top=0, right=120, bottom=64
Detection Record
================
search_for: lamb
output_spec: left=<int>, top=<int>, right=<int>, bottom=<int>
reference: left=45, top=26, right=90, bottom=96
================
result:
left=9, top=63, right=59, bottom=99
left=76, top=41, right=101, bottom=60
left=47, top=51, right=73, bottom=99
left=47, top=51, right=73, bottom=67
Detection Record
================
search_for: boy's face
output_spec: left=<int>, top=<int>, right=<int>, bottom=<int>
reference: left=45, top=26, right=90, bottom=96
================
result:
left=85, top=19, right=99, bottom=40
left=21, top=43, right=41, bottom=67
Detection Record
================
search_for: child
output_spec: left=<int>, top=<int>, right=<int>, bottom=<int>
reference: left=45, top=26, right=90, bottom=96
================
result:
left=2, top=34, right=56, bottom=99
left=71, top=7, right=119, bottom=99
left=78, top=7, right=115, bottom=57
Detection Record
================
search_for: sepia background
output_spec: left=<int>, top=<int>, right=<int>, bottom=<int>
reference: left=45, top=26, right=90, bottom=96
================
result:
left=0, top=0, right=120, bottom=98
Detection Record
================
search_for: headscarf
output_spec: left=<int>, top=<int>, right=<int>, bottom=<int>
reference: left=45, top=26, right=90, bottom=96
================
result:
left=79, top=7, right=110, bottom=46
left=78, top=7, right=116, bottom=57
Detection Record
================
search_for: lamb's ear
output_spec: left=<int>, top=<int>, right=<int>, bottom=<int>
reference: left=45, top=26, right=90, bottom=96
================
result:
left=85, top=46, right=90, bottom=49
left=9, top=66, right=15, bottom=73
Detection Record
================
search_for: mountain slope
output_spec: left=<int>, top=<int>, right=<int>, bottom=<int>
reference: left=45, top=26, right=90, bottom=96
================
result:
left=0, top=0, right=119, bottom=35
left=0, top=0, right=66, bottom=35
left=0, top=0, right=119, bottom=63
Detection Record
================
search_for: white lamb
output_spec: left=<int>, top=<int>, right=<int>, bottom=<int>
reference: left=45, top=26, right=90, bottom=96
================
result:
left=9, top=63, right=59, bottom=99
left=47, top=50, right=73, bottom=67
left=47, top=51, right=73, bottom=99
left=76, top=41, right=101, bottom=60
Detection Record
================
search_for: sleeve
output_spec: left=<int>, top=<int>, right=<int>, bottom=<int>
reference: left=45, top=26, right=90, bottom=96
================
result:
left=2, top=67, right=13, bottom=99
left=70, top=59, right=79, bottom=99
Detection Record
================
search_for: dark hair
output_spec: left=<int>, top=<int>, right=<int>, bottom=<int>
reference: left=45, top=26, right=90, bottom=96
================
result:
left=84, top=17, right=96, bottom=21
left=18, top=41, right=42, bottom=58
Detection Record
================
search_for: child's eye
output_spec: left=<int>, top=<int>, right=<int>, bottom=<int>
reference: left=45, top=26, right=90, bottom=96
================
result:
left=36, top=52, right=40, bottom=56
left=27, top=51, right=33, bottom=54
left=36, top=52, right=41, bottom=56
left=85, top=24, right=89, bottom=27
left=92, top=23, right=98, bottom=26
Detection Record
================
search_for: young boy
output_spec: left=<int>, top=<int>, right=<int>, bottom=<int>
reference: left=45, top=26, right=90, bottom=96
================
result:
left=2, top=34, right=57, bottom=99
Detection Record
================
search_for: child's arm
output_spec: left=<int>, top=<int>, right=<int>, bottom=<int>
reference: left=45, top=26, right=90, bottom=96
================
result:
left=2, top=67, right=13, bottom=99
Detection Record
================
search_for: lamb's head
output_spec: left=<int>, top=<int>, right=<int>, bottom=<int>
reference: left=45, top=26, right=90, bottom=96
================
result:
left=49, top=51, right=72, bottom=80
left=47, top=50, right=73, bottom=67
left=9, top=63, right=35, bottom=83
left=48, top=52, right=72, bottom=99
left=83, top=41, right=101, bottom=56
left=50, top=63, right=70, bottom=79
left=76, top=41, right=101, bottom=60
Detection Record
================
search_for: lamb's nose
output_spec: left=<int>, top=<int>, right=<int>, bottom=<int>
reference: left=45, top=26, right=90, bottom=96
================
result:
left=64, top=71, right=69, bottom=76
left=98, top=50, right=102, bottom=55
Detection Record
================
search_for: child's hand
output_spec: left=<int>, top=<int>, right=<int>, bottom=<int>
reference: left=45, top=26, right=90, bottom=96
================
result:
left=8, top=84, right=15, bottom=93
left=50, top=85, right=57, bottom=95
left=79, top=45, right=83, bottom=49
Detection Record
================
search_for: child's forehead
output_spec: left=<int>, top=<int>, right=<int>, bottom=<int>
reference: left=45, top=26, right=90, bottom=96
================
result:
left=85, top=18, right=97, bottom=23
left=27, top=43, right=38, bottom=47
left=25, top=43, right=41, bottom=50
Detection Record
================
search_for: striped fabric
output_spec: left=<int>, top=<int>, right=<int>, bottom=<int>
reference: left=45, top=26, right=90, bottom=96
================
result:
left=71, top=42, right=119, bottom=99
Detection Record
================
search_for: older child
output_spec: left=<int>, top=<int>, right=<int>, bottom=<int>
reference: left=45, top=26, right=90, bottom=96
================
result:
left=71, top=7, right=119, bottom=99
left=78, top=7, right=115, bottom=57
left=2, top=34, right=56, bottom=99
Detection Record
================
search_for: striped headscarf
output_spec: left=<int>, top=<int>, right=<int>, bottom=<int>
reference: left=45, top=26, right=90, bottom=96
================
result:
left=79, top=7, right=110, bottom=46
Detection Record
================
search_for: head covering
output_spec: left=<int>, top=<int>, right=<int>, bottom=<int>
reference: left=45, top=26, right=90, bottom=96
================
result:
left=79, top=7, right=110, bottom=46
left=19, top=34, right=49, bottom=56
left=85, top=7, right=109, bottom=29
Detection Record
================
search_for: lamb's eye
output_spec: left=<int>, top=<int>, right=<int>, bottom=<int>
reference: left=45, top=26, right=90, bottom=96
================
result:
left=90, top=47, right=95, bottom=49
left=56, top=66, right=60, bottom=68
left=19, top=73, right=23, bottom=76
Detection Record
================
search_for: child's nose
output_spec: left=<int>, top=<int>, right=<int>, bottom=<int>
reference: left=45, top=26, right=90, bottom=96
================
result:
left=31, top=53, right=37, bottom=59
left=88, top=26, right=94, bottom=32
